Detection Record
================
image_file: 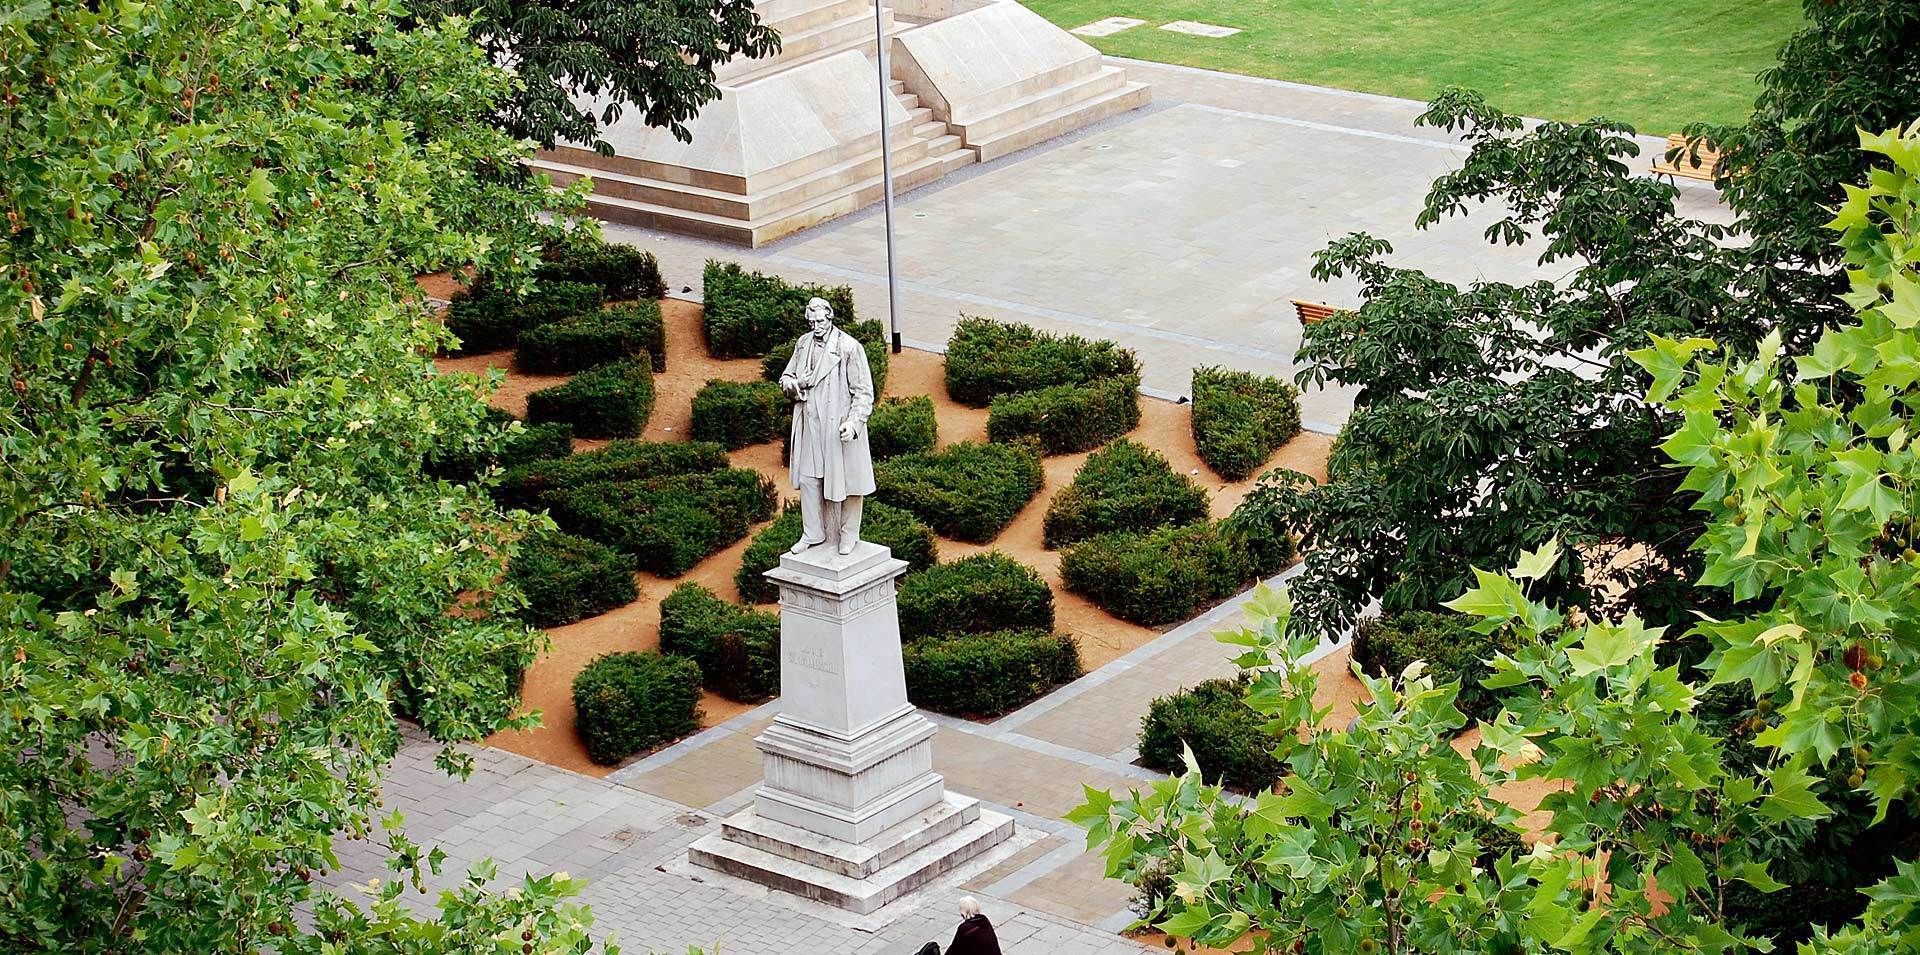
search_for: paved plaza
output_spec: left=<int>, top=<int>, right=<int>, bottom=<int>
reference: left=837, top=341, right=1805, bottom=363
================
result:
left=348, top=58, right=1732, bottom=952
left=612, top=56, right=1727, bottom=433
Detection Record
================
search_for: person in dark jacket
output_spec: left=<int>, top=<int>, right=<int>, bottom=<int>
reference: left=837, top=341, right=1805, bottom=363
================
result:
left=914, top=897, right=1002, bottom=955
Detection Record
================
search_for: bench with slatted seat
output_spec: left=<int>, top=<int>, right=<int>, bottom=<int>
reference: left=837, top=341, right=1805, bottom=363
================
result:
left=1651, top=132, right=1723, bottom=183
left=1292, top=300, right=1338, bottom=326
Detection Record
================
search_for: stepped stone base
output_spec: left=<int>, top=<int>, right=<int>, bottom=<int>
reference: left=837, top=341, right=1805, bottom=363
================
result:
left=541, top=0, right=1149, bottom=246
left=688, top=793, right=1013, bottom=914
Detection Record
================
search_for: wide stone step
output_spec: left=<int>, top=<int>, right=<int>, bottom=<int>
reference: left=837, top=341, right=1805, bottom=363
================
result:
left=720, top=792, right=980, bottom=879
left=912, top=120, right=947, bottom=139
left=758, top=0, right=870, bottom=35
left=971, top=79, right=1151, bottom=162
left=956, top=65, right=1125, bottom=144
left=718, top=8, right=901, bottom=86
left=688, top=806, right=1014, bottom=914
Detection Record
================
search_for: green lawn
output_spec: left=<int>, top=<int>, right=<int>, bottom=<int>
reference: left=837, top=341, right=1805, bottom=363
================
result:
left=1024, top=0, right=1804, bottom=133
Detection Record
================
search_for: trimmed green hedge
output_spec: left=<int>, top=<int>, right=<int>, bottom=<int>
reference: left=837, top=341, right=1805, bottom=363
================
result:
left=867, top=396, right=937, bottom=459
left=702, top=260, right=857, bottom=358
left=495, top=439, right=728, bottom=509
left=508, top=529, right=637, bottom=628
left=903, top=629, right=1080, bottom=717
left=426, top=409, right=573, bottom=483
left=691, top=379, right=785, bottom=450
left=1352, top=610, right=1526, bottom=725
left=445, top=279, right=604, bottom=354
left=734, top=502, right=937, bottom=603
left=1060, top=516, right=1293, bottom=626
left=501, top=422, right=575, bottom=469
left=1191, top=366, right=1302, bottom=481
left=874, top=440, right=1044, bottom=543
left=944, top=315, right=1140, bottom=407
left=897, top=552, right=1053, bottom=639
left=517, top=301, right=666, bottom=375
left=659, top=583, right=781, bottom=702
left=544, top=468, right=777, bottom=576
left=572, top=651, right=701, bottom=765
left=538, top=239, right=667, bottom=301
left=525, top=358, right=654, bottom=439
left=1043, top=438, right=1209, bottom=548
left=1138, top=678, right=1282, bottom=792
left=759, top=319, right=890, bottom=397
left=986, top=374, right=1140, bottom=455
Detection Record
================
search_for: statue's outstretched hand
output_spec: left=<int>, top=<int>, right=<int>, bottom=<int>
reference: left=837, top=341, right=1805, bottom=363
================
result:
left=838, top=419, right=861, bottom=442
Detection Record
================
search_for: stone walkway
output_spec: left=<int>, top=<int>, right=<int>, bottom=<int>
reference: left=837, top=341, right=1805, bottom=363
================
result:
left=607, top=56, right=1729, bottom=434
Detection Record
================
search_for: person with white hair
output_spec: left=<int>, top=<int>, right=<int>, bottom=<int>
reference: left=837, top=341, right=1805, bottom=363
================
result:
left=915, top=896, right=1002, bottom=955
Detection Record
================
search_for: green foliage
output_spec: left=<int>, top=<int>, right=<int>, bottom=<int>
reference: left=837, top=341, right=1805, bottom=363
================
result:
left=865, top=395, right=937, bottom=459
left=903, top=630, right=1081, bottom=717
left=446, top=279, right=605, bottom=355
left=431, top=0, right=777, bottom=150
left=986, top=374, right=1141, bottom=455
left=1137, top=678, right=1283, bottom=792
left=536, top=236, right=668, bottom=302
left=873, top=440, right=1045, bottom=543
left=734, top=502, right=936, bottom=603
left=943, top=315, right=1140, bottom=407
left=1060, top=517, right=1290, bottom=626
left=1352, top=610, right=1526, bottom=725
left=525, top=357, right=655, bottom=439
left=545, top=469, right=777, bottom=576
left=516, top=301, right=666, bottom=375
left=508, top=529, right=638, bottom=629
left=897, top=552, right=1054, bottom=639
left=1190, top=365, right=1302, bottom=480
left=425, top=408, right=572, bottom=482
left=761, top=318, right=891, bottom=396
left=495, top=439, right=729, bottom=510
left=702, top=260, right=858, bottom=358
left=0, top=0, right=611, bottom=947
left=571, top=651, right=702, bottom=765
left=658, top=583, right=780, bottom=702
left=1271, top=91, right=1749, bottom=638
left=690, top=379, right=785, bottom=449
left=1043, top=438, right=1210, bottom=548
left=502, top=421, right=577, bottom=469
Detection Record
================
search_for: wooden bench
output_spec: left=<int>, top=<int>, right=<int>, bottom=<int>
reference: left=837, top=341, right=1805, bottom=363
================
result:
left=1651, top=132, right=1723, bottom=183
left=1292, top=300, right=1338, bottom=325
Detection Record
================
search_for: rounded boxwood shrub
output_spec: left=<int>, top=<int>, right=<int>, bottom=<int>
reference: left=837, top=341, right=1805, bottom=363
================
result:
left=538, top=239, right=667, bottom=301
left=508, top=529, right=637, bottom=628
left=702, top=260, right=857, bottom=358
left=866, top=395, right=936, bottom=459
left=734, top=502, right=937, bottom=603
left=691, top=379, right=785, bottom=449
left=874, top=439, right=1044, bottom=543
left=445, top=279, right=605, bottom=355
left=986, top=374, right=1140, bottom=455
left=571, top=651, right=702, bottom=765
left=516, top=301, right=666, bottom=375
left=1191, top=365, right=1302, bottom=481
left=759, top=318, right=889, bottom=397
left=1137, top=677, right=1281, bottom=792
left=495, top=439, right=728, bottom=509
left=903, top=629, right=1080, bottom=717
left=545, top=468, right=777, bottom=576
left=499, top=421, right=575, bottom=469
left=897, top=552, right=1052, bottom=639
left=659, top=583, right=781, bottom=702
left=1351, top=610, right=1528, bottom=725
left=1043, top=438, right=1210, bottom=548
left=525, top=357, right=654, bottom=439
left=943, top=315, right=1139, bottom=407
left=1060, top=518, right=1288, bottom=626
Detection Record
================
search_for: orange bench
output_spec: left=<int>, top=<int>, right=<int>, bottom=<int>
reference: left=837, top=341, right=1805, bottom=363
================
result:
left=1651, top=132, right=1722, bottom=183
left=1292, top=300, right=1338, bottom=325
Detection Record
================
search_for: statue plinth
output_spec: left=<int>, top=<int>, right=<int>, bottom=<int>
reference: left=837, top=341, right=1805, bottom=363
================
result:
left=687, top=542, right=1012, bottom=913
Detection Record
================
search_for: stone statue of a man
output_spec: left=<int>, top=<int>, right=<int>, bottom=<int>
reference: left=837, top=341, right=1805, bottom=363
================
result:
left=778, top=297, right=876, bottom=556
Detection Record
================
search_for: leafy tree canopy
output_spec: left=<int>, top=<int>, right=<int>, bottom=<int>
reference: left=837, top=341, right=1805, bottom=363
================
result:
left=0, top=0, right=612, bottom=949
left=428, top=0, right=781, bottom=151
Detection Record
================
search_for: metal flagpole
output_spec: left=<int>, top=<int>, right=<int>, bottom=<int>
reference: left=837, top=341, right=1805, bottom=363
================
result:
left=873, top=1, right=903, bottom=353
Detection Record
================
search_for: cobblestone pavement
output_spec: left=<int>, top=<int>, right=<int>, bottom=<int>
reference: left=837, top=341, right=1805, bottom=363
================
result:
left=605, top=56, right=1730, bottom=434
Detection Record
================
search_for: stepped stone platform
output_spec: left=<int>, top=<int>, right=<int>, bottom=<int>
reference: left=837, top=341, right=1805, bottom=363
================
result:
left=532, top=0, right=1149, bottom=246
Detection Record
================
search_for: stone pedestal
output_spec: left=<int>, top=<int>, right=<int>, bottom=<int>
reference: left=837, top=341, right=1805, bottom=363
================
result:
left=687, top=541, right=1012, bottom=913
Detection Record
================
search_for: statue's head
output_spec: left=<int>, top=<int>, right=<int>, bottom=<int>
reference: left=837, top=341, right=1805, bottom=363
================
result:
left=805, top=297, right=835, bottom=339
